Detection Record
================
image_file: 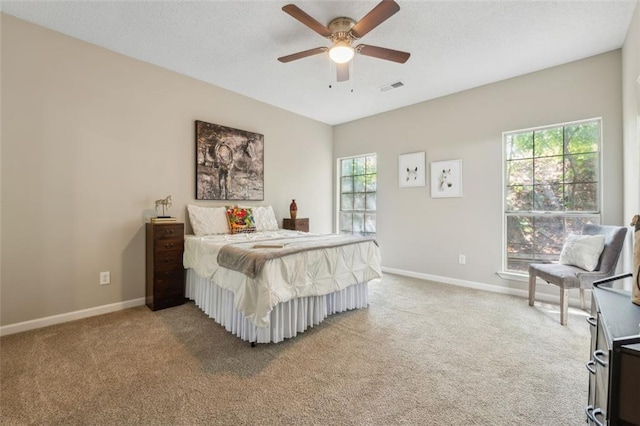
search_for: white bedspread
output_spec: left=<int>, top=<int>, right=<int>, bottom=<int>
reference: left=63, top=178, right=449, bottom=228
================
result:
left=183, top=230, right=382, bottom=327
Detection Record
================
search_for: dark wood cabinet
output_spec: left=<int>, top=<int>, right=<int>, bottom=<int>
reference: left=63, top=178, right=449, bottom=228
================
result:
left=145, top=222, right=185, bottom=311
left=586, top=285, right=640, bottom=425
left=283, top=218, right=309, bottom=232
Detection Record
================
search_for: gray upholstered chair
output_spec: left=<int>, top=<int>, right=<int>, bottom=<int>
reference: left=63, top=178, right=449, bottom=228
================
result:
left=528, top=224, right=627, bottom=325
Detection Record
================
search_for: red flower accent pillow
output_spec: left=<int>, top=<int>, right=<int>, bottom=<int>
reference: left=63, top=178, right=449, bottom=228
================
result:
left=225, top=206, right=256, bottom=234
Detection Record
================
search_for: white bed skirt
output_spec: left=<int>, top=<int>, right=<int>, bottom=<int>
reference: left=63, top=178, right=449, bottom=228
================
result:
left=185, top=269, right=369, bottom=344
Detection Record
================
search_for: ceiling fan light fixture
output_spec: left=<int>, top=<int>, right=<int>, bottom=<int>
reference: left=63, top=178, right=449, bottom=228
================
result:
left=329, top=42, right=355, bottom=64
left=279, top=1, right=410, bottom=81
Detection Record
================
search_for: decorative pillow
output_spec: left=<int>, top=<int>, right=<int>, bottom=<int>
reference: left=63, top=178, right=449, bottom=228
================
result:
left=225, top=206, right=256, bottom=234
left=558, top=234, right=606, bottom=272
left=245, top=205, right=279, bottom=231
left=187, top=205, right=229, bottom=236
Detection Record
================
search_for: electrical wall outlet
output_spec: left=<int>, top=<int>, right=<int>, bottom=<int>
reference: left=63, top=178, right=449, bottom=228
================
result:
left=458, top=255, right=466, bottom=265
left=99, top=271, right=110, bottom=285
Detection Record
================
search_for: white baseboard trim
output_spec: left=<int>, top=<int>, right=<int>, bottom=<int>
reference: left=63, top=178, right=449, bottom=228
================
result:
left=1, top=269, right=591, bottom=336
left=0, top=298, right=146, bottom=337
left=381, top=267, right=590, bottom=309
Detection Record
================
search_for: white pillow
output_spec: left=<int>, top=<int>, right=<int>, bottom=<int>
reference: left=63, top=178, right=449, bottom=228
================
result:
left=187, top=205, right=229, bottom=236
left=239, top=205, right=279, bottom=231
left=558, top=234, right=606, bottom=272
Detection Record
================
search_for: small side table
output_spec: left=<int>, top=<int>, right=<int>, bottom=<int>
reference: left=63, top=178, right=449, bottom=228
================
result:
left=145, top=222, right=185, bottom=311
left=283, top=218, right=309, bottom=232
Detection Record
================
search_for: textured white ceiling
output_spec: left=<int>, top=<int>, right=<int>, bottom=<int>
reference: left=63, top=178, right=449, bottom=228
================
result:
left=1, top=0, right=637, bottom=125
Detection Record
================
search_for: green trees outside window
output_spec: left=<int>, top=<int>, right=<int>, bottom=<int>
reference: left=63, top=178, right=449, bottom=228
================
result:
left=339, top=154, right=377, bottom=236
left=504, top=119, right=601, bottom=272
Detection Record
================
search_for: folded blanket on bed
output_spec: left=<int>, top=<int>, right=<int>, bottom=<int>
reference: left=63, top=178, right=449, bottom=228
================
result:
left=217, top=234, right=378, bottom=278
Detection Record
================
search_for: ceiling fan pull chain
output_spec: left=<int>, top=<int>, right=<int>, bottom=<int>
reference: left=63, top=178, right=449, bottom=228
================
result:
left=350, top=60, right=354, bottom=93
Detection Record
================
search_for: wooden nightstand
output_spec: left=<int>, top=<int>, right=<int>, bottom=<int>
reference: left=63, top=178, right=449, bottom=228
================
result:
left=145, top=222, right=185, bottom=311
left=283, top=218, right=309, bottom=232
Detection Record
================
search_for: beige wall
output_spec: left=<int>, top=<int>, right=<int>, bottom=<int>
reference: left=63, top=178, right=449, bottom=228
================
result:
left=620, top=0, right=640, bottom=279
left=334, top=51, right=624, bottom=295
left=623, top=1, right=639, bottom=222
left=0, top=14, right=3, bottom=323
left=0, top=15, right=333, bottom=326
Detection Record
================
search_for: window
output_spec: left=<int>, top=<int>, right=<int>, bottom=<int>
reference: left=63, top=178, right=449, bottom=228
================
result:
left=504, top=118, right=601, bottom=273
left=339, top=154, right=377, bottom=236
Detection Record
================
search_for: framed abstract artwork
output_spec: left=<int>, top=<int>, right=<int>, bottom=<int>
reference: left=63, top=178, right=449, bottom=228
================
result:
left=195, top=120, right=264, bottom=201
left=430, top=159, right=463, bottom=198
left=398, top=152, right=426, bottom=188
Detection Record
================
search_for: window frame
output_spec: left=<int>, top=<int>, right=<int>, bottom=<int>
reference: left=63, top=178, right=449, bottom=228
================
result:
left=336, top=153, right=377, bottom=236
left=501, top=118, right=603, bottom=274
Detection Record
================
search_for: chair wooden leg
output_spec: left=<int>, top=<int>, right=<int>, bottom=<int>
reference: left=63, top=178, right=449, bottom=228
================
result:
left=528, top=273, right=536, bottom=306
left=560, top=288, right=569, bottom=326
left=580, top=288, right=585, bottom=310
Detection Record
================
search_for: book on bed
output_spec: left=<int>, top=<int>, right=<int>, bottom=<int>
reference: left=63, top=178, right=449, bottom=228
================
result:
left=252, top=244, right=286, bottom=249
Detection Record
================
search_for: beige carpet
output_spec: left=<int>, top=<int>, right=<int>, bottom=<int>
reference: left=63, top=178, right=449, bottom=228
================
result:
left=1, top=274, right=590, bottom=425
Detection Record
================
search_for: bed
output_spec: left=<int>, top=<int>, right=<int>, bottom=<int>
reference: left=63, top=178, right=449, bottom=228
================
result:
left=182, top=205, right=382, bottom=344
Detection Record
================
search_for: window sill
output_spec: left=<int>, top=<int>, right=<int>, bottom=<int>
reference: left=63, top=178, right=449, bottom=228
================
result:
left=496, top=271, right=529, bottom=282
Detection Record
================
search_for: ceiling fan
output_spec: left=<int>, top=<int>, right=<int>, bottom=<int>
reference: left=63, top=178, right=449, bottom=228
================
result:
left=278, top=0, right=410, bottom=83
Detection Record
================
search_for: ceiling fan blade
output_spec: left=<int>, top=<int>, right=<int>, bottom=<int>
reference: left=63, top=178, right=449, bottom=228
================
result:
left=357, top=44, right=410, bottom=63
left=282, top=4, right=332, bottom=38
left=350, top=0, right=400, bottom=39
left=336, top=62, right=349, bottom=82
left=278, top=47, right=327, bottom=63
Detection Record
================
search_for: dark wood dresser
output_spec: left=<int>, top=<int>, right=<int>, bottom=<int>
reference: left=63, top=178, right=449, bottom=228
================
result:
left=145, top=222, right=185, bottom=311
left=586, top=285, right=640, bottom=425
left=283, top=218, right=309, bottom=232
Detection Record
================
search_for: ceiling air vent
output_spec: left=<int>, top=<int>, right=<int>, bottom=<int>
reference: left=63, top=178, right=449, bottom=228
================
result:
left=380, top=81, right=405, bottom=92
